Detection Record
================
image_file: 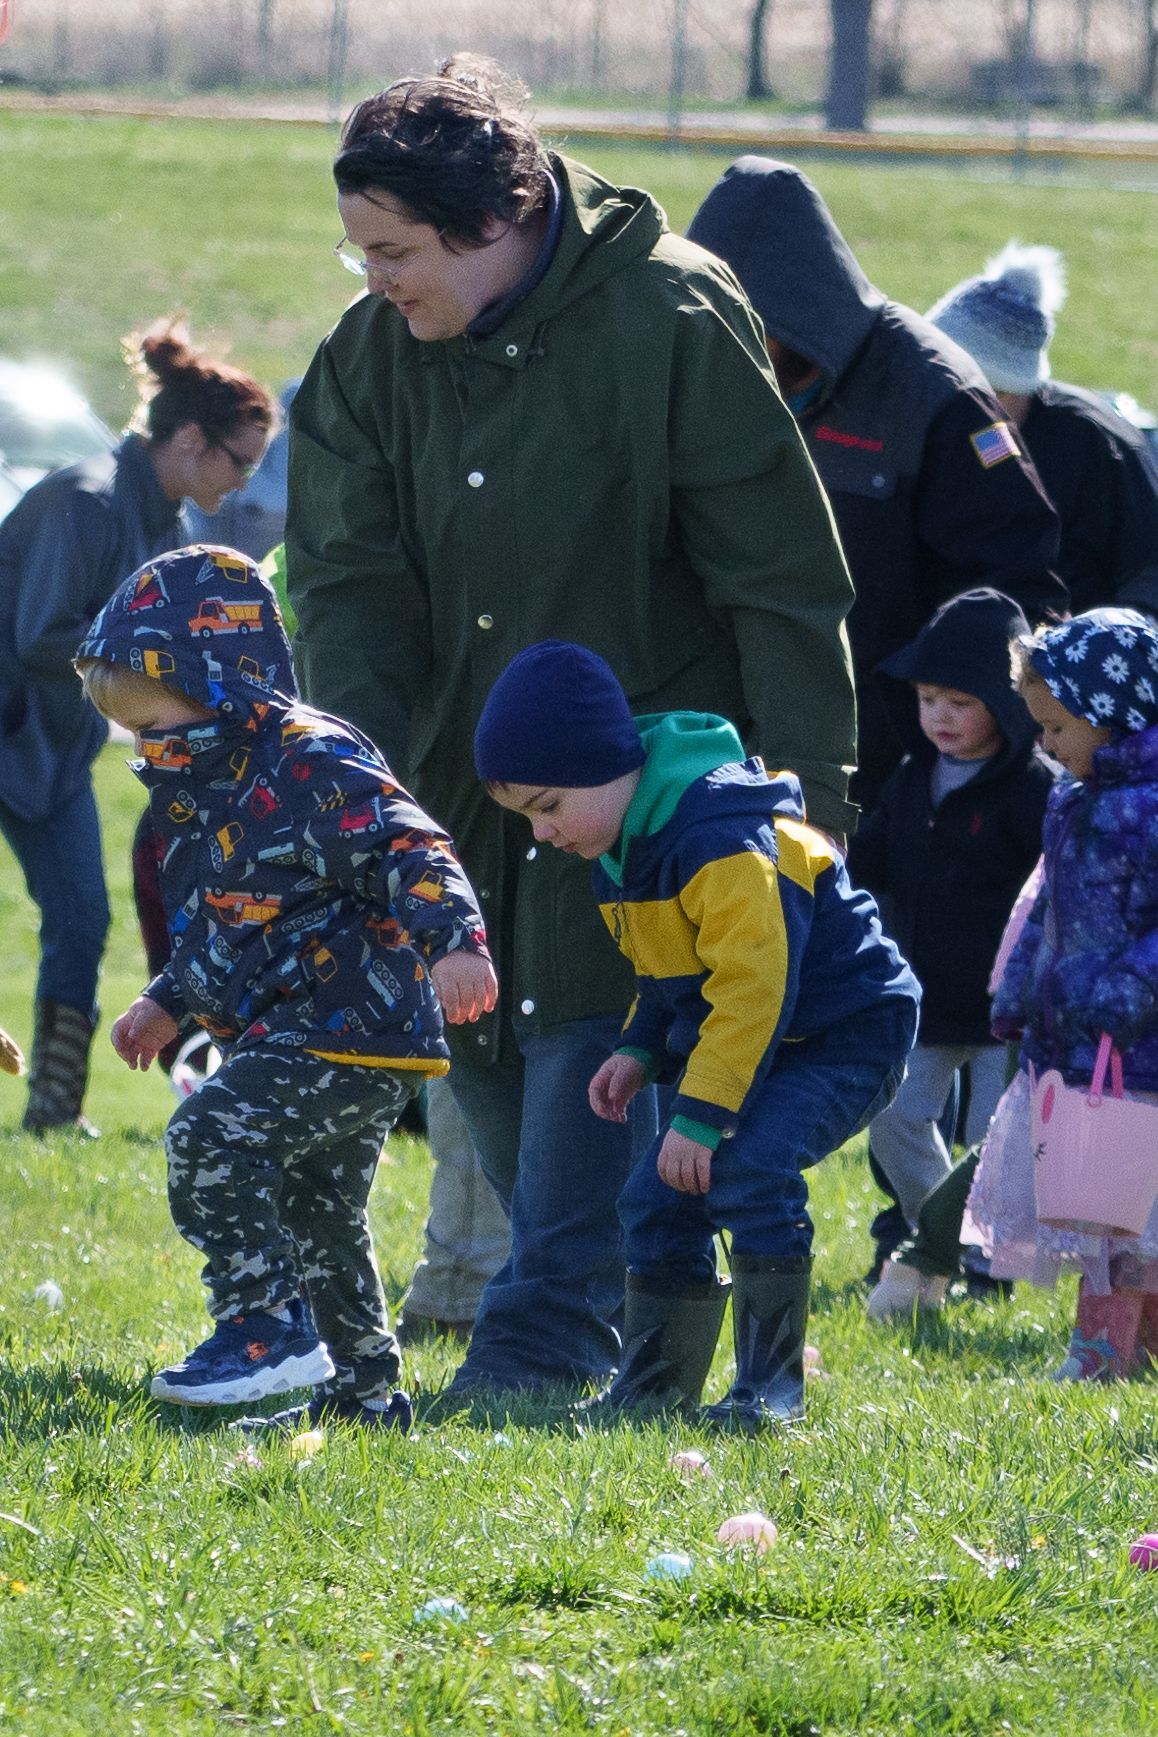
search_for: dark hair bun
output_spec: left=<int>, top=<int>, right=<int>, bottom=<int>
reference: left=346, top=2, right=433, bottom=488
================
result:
left=122, top=316, right=275, bottom=445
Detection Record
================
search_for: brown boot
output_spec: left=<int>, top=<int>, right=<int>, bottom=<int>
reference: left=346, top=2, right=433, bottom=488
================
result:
left=1051, top=1280, right=1143, bottom=1381
left=1134, top=1292, right=1158, bottom=1373
left=22, top=1000, right=100, bottom=1137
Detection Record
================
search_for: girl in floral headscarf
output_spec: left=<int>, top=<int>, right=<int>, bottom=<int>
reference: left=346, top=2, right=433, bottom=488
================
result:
left=967, top=607, right=1158, bottom=1380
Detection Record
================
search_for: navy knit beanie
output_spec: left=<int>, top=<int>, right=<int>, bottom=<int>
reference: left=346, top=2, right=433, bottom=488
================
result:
left=474, top=641, right=645, bottom=788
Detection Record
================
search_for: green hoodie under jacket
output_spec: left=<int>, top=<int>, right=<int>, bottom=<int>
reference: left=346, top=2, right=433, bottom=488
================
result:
left=286, top=154, right=855, bottom=1060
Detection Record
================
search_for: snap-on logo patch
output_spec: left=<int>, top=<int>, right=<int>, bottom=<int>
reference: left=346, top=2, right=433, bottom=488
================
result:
left=814, top=424, right=885, bottom=453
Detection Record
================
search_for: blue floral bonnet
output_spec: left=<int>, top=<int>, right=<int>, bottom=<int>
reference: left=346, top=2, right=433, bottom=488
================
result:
left=1027, top=607, right=1158, bottom=735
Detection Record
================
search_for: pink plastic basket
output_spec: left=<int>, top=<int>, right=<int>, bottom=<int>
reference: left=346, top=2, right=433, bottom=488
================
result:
left=1032, top=1035, right=1158, bottom=1236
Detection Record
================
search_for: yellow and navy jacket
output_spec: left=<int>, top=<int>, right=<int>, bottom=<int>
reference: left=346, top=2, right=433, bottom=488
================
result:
left=594, top=713, right=918, bottom=1148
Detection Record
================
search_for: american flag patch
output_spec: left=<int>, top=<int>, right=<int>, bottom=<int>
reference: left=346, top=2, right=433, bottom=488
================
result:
left=971, top=421, right=1021, bottom=468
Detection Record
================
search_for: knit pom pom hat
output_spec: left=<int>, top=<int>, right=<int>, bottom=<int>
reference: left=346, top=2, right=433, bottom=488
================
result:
left=927, top=240, right=1067, bottom=395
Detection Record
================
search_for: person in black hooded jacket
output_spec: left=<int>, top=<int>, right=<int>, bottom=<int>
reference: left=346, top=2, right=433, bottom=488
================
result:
left=687, top=158, right=1066, bottom=810
left=847, top=589, right=1058, bottom=1231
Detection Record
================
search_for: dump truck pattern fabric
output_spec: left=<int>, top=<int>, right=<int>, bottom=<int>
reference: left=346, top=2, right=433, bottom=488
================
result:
left=77, top=546, right=489, bottom=1068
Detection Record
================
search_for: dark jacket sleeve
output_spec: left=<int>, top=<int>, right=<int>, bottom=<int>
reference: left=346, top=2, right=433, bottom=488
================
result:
left=1104, top=437, right=1158, bottom=619
left=1008, top=754, right=1057, bottom=860
left=845, top=768, right=900, bottom=891
left=914, top=394, right=1066, bottom=624
left=13, top=490, right=118, bottom=678
left=667, top=294, right=858, bottom=836
left=143, top=965, right=187, bottom=1020
left=618, top=979, right=676, bottom=1069
left=285, top=343, right=432, bottom=777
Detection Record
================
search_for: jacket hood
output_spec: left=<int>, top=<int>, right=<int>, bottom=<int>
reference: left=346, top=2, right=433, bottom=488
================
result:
left=876, top=587, right=1036, bottom=762
left=606, top=710, right=805, bottom=886
left=520, top=155, right=667, bottom=319
left=77, top=544, right=296, bottom=728
left=601, top=711, right=747, bottom=884
left=685, top=156, right=883, bottom=387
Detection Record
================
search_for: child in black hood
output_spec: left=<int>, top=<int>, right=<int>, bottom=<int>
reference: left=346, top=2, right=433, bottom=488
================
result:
left=847, top=588, right=1057, bottom=1306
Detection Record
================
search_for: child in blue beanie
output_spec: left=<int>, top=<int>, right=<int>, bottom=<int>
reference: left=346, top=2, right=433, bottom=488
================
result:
left=475, top=640, right=919, bottom=1427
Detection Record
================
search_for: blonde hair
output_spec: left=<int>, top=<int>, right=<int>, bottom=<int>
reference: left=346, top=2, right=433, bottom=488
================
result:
left=1010, top=626, right=1056, bottom=700
left=76, top=657, right=197, bottom=722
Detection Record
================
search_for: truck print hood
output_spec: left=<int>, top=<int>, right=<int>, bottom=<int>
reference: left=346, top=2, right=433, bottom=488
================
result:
left=76, top=543, right=296, bottom=732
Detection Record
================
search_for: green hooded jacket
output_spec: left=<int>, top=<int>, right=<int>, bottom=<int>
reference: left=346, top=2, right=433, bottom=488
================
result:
left=286, top=155, right=855, bottom=1061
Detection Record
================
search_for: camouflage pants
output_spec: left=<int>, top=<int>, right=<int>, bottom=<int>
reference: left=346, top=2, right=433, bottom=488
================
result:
left=165, top=1047, right=415, bottom=1398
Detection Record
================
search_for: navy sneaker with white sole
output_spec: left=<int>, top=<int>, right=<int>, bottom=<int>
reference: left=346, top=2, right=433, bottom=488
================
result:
left=151, top=1296, right=335, bottom=1406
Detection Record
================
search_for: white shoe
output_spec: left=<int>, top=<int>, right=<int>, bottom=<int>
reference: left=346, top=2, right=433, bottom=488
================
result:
left=866, top=1260, right=949, bottom=1322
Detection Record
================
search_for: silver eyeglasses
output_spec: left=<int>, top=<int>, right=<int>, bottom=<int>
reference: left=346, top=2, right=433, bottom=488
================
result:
left=334, top=236, right=368, bottom=277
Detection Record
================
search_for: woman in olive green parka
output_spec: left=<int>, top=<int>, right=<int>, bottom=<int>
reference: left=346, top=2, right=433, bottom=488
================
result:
left=286, top=57, right=856, bottom=1394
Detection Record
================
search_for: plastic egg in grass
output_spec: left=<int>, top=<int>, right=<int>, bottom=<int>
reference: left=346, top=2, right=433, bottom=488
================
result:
left=1130, top=1533, right=1158, bottom=1570
left=414, top=1596, right=468, bottom=1623
left=645, top=1551, right=695, bottom=1581
left=716, top=1512, right=779, bottom=1554
left=670, top=1448, right=713, bottom=1481
left=289, top=1429, right=325, bottom=1459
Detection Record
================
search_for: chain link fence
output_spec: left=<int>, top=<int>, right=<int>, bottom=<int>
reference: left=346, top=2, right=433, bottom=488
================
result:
left=2, top=0, right=1155, bottom=113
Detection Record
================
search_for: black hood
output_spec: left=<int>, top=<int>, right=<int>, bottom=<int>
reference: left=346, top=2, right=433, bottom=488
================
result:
left=876, top=587, right=1037, bottom=763
left=686, top=156, right=884, bottom=389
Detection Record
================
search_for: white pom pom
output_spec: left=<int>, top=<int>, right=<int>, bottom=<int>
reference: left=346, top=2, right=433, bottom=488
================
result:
left=983, top=240, right=1067, bottom=317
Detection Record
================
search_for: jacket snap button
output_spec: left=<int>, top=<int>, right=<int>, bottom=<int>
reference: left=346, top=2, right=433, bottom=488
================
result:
left=526, top=846, right=537, bottom=860
left=520, top=998, right=535, bottom=1015
left=476, top=1033, right=488, bottom=1046
left=468, top=470, right=485, bottom=488
left=872, top=473, right=886, bottom=488
left=477, top=613, right=494, bottom=630
left=506, top=344, right=518, bottom=358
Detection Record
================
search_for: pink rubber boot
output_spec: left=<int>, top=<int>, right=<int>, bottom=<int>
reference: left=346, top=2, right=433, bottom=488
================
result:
left=1052, top=1282, right=1144, bottom=1382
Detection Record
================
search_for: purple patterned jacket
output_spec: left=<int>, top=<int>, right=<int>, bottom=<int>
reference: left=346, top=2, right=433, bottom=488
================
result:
left=994, top=722, right=1158, bottom=1088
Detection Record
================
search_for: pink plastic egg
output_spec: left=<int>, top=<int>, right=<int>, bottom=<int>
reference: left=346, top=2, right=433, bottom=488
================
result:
left=1130, top=1532, right=1158, bottom=1570
left=716, top=1511, right=779, bottom=1554
left=670, top=1449, right=713, bottom=1480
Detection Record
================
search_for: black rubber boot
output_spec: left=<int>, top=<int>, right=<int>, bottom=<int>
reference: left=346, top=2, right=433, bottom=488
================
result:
left=593, top=1272, right=731, bottom=1418
left=22, top=1000, right=100, bottom=1136
left=703, top=1254, right=810, bottom=1431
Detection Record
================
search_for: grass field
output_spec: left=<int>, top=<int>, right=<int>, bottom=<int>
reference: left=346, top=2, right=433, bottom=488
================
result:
left=3, top=762, right=1158, bottom=1733
left=3, top=107, right=1158, bottom=1735
left=0, top=108, right=1156, bottom=421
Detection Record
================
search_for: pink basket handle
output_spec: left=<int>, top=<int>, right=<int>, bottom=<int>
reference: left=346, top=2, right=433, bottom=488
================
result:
left=1089, top=1032, right=1124, bottom=1103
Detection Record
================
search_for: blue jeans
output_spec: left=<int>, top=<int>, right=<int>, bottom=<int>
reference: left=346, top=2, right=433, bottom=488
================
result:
left=0, top=779, right=110, bottom=1016
left=401, top=1075, right=511, bottom=1325
left=621, top=1000, right=917, bottom=1285
left=447, top=1014, right=660, bottom=1390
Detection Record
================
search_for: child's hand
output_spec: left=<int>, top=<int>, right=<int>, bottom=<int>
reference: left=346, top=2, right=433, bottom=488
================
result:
left=657, top=1128, right=713, bottom=1196
left=588, top=1053, right=647, bottom=1122
left=431, top=952, right=498, bottom=1024
left=110, top=996, right=179, bottom=1070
